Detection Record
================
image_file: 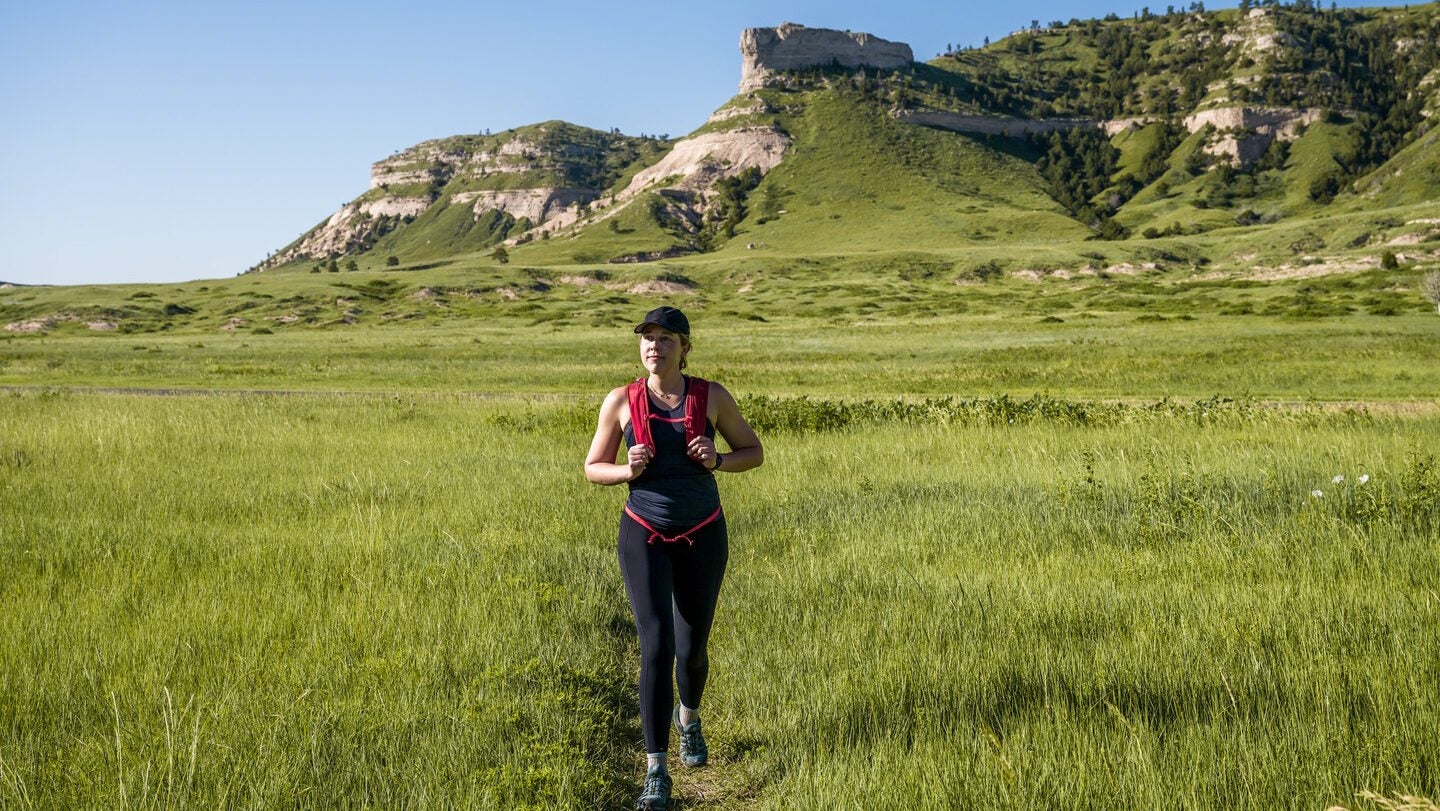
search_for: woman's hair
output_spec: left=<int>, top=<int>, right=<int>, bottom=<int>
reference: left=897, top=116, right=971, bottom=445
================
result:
left=680, top=334, right=692, bottom=370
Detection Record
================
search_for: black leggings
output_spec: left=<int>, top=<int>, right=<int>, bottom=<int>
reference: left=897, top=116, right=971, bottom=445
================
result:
left=618, top=510, right=728, bottom=754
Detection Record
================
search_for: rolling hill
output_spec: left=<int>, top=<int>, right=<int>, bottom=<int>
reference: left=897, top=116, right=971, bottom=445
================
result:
left=4, top=9, right=1439, bottom=337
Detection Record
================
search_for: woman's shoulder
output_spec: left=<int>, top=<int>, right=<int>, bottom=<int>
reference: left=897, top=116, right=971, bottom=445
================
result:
left=603, top=385, right=631, bottom=407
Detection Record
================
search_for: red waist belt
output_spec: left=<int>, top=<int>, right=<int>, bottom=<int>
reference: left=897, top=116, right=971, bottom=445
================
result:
left=624, top=504, right=723, bottom=546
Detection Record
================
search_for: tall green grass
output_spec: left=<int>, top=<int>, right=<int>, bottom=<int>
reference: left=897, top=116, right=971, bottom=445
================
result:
left=5, top=312, right=1439, bottom=401
left=3, top=392, right=1436, bottom=807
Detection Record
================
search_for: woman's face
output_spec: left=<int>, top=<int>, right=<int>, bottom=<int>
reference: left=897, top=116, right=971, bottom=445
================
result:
left=639, top=325, right=687, bottom=375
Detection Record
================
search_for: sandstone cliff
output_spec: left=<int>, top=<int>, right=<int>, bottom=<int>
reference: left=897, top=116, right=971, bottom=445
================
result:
left=449, top=189, right=596, bottom=225
left=258, top=123, right=658, bottom=269
left=1184, top=106, right=1324, bottom=164
left=620, top=128, right=790, bottom=196
left=500, top=126, right=792, bottom=246
left=739, top=23, right=913, bottom=92
left=900, top=106, right=1324, bottom=168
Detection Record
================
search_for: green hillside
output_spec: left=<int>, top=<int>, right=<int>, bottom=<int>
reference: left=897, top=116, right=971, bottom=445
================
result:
left=6, top=7, right=1440, bottom=339
left=239, top=5, right=1436, bottom=279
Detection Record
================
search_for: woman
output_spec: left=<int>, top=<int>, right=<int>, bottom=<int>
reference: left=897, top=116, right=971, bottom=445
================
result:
left=584, top=306, right=763, bottom=810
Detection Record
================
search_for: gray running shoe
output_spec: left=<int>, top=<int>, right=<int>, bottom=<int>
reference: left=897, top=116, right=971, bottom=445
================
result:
left=672, top=704, right=708, bottom=767
left=636, top=764, right=671, bottom=810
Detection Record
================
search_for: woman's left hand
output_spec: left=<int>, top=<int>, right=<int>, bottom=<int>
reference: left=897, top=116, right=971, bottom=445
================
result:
left=686, top=436, right=718, bottom=470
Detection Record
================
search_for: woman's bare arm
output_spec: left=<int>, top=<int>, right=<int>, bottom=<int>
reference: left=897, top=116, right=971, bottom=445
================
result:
left=585, top=387, right=651, bottom=485
left=708, top=383, right=763, bottom=473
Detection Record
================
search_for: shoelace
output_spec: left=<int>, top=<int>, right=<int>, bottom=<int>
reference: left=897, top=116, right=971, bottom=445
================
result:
left=641, top=769, right=670, bottom=799
left=678, top=719, right=705, bottom=757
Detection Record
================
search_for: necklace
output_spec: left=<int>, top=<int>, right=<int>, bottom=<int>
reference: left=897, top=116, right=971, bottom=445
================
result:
left=647, top=380, right=683, bottom=405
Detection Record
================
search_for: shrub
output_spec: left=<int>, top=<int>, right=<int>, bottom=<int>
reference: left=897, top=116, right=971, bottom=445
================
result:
left=733, top=393, right=1277, bottom=433
left=1093, top=219, right=1131, bottom=241
left=1308, top=172, right=1341, bottom=203
left=961, top=260, right=1004, bottom=282
left=1380, top=250, right=1399, bottom=270
left=385, top=256, right=400, bottom=267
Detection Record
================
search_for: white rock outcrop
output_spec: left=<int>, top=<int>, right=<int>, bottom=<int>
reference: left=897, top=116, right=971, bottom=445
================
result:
left=1186, top=107, right=1323, bottom=164
left=1220, top=8, right=1297, bottom=56
left=503, top=126, right=794, bottom=245
left=1103, top=117, right=1153, bottom=135
left=902, top=105, right=1322, bottom=167
left=1420, top=67, right=1440, bottom=118
left=621, top=128, right=791, bottom=195
left=739, top=23, right=913, bottom=91
left=359, top=196, right=432, bottom=218
left=450, top=189, right=596, bottom=224
left=262, top=195, right=433, bottom=267
left=708, top=101, right=771, bottom=124
left=1183, top=106, right=1320, bottom=136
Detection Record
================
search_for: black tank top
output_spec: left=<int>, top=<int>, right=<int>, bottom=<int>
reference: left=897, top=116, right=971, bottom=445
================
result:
left=624, top=380, right=721, bottom=528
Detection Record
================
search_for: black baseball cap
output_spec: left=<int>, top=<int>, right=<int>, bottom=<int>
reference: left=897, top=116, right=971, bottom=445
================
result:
left=633, top=306, right=690, bottom=336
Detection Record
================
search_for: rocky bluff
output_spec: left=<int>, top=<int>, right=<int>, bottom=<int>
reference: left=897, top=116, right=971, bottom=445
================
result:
left=739, top=23, right=913, bottom=91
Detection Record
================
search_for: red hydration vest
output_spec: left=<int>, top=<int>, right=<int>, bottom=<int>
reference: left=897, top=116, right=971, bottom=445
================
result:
left=625, top=376, right=718, bottom=545
left=626, top=376, right=710, bottom=458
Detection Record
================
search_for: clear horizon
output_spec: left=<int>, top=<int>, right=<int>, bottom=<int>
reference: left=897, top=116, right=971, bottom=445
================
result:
left=0, top=0, right=1387, bottom=287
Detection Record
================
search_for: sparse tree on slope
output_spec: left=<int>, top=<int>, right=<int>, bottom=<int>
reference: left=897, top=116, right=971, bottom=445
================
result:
left=1422, top=270, right=1440, bottom=315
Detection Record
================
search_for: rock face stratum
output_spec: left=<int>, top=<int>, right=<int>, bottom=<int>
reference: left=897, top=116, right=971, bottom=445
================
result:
left=739, top=23, right=913, bottom=91
left=900, top=106, right=1323, bottom=168
left=621, top=128, right=791, bottom=196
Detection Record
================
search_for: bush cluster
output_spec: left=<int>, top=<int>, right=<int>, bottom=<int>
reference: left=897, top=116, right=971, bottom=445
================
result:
left=736, top=393, right=1305, bottom=432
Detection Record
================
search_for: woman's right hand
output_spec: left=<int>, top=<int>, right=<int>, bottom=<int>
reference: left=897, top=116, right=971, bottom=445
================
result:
left=627, top=444, right=652, bottom=480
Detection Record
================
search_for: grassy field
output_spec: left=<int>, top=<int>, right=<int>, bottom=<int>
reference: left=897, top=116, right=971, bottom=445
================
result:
left=5, top=305, right=1440, bottom=402
left=2, top=387, right=1438, bottom=809
left=6, top=6, right=1440, bottom=805
left=5, top=226, right=1439, bottom=809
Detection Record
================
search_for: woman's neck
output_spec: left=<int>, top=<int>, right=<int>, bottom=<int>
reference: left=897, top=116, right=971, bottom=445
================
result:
left=647, top=370, right=684, bottom=396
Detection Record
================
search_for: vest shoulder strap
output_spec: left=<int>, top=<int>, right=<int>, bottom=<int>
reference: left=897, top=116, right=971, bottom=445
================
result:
left=683, top=377, right=710, bottom=445
left=627, top=376, right=710, bottom=458
left=626, top=378, right=652, bottom=450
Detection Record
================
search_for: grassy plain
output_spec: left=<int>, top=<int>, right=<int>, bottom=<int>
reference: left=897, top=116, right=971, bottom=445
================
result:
left=3, top=314, right=1438, bottom=401
left=4, top=251, right=1439, bottom=808
left=5, top=281, right=1440, bottom=401
left=2, top=390, right=1438, bottom=809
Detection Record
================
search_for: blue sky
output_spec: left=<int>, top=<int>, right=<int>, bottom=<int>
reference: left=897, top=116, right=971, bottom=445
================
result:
left=0, top=0, right=1378, bottom=286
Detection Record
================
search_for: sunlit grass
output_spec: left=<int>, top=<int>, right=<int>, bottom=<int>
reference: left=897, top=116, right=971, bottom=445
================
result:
left=4, top=309, right=1439, bottom=403
left=2, top=392, right=1436, bottom=807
